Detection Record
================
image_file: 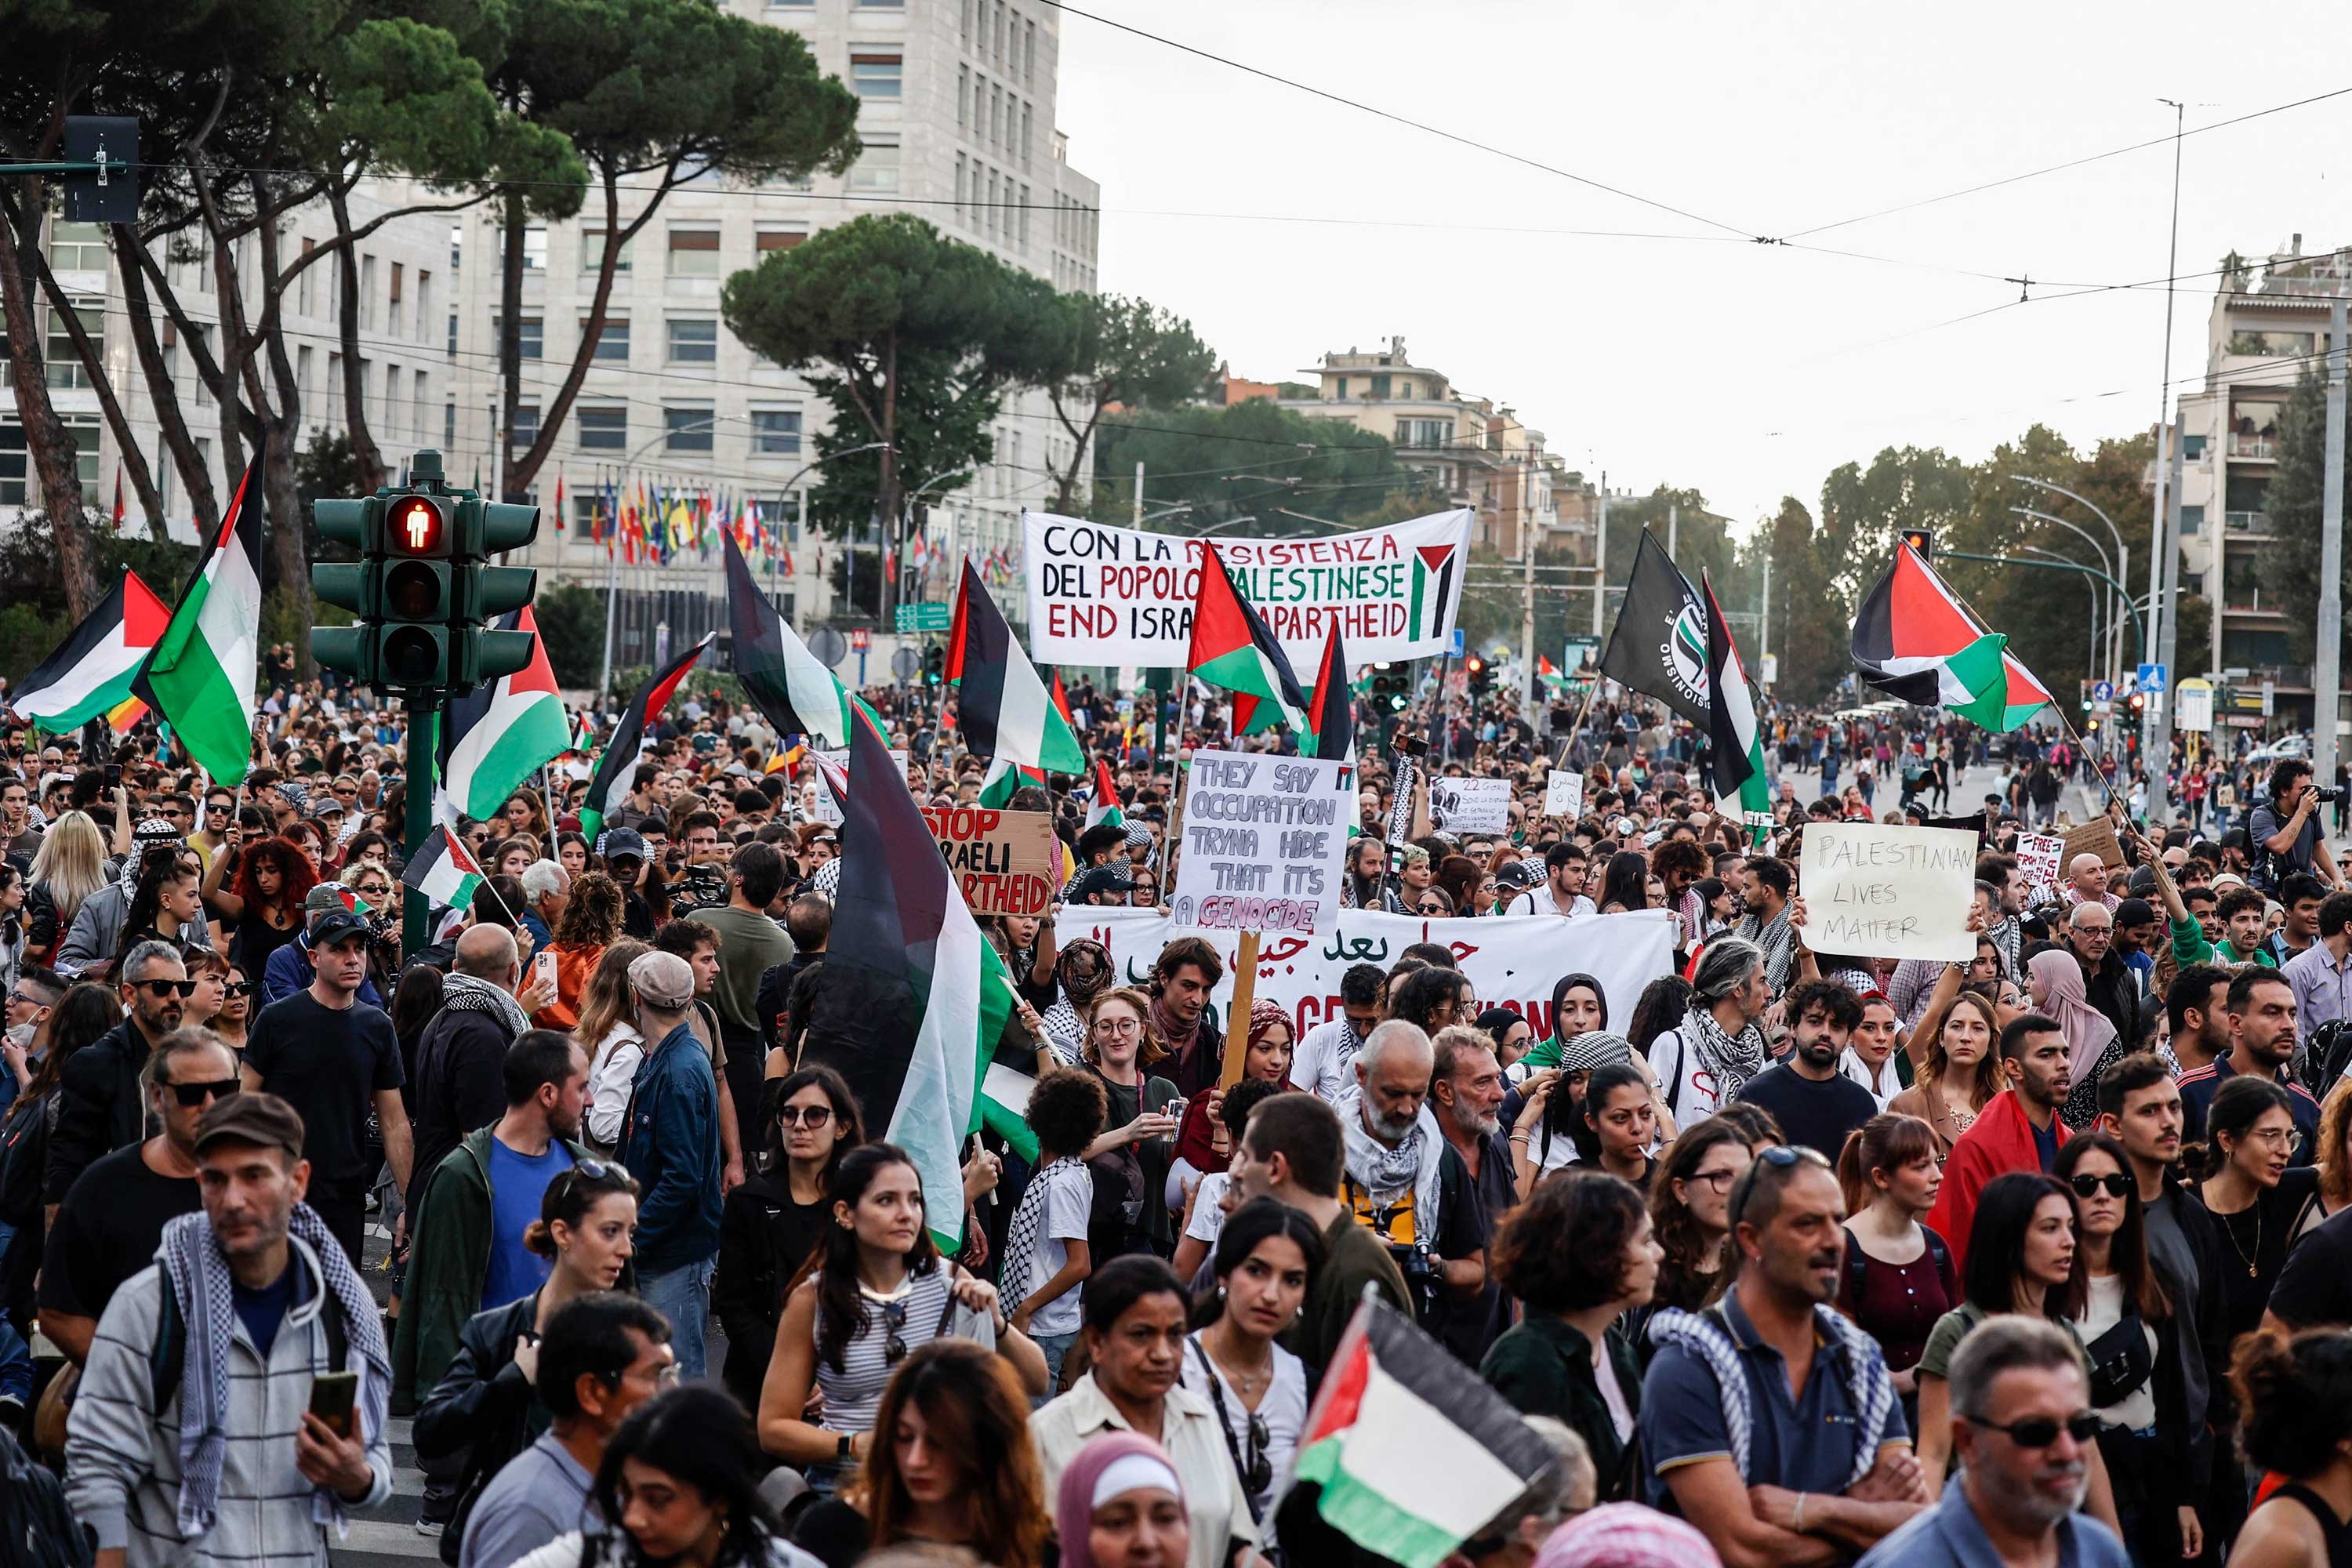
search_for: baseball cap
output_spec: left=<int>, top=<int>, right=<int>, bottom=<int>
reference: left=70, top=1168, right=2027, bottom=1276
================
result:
left=194, top=1091, right=306, bottom=1163
left=2115, top=897, right=2158, bottom=928
left=312, top=909, right=372, bottom=948
left=1069, top=866, right=1134, bottom=903
left=306, top=883, right=355, bottom=919
left=628, top=949, right=695, bottom=1009
left=601, top=828, right=649, bottom=864
left=1494, top=860, right=1538, bottom=892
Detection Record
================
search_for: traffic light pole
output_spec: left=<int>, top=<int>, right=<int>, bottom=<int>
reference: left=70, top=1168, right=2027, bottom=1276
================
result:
left=402, top=693, right=439, bottom=956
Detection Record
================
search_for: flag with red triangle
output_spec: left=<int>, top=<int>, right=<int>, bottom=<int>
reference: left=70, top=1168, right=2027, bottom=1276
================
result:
left=554, top=473, right=566, bottom=530
left=1305, top=622, right=1354, bottom=763
left=1186, top=545, right=1308, bottom=736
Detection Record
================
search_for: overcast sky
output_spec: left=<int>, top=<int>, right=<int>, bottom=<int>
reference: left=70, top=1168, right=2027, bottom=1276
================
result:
left=1053, top=0, right=2352, bottom=536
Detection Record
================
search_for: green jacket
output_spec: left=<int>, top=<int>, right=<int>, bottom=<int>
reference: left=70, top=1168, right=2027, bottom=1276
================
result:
left=2169, top=915, right=2278, bottom=972
left=1479, top=1313, right=1643, bottom=1501
left=390, top=1125, right=592, bottom=1414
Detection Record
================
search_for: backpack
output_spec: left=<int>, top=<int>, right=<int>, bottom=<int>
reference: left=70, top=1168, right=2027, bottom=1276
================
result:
left=2299, top=1018, right=2352, bottom=1102
left=0, top=1425, right=89, bottom=1567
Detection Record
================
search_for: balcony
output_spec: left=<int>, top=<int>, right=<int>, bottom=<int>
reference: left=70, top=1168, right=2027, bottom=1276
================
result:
left=2225, top=510, right=2272, bottom=532
left=2228, top=434, right=2278, bottom=460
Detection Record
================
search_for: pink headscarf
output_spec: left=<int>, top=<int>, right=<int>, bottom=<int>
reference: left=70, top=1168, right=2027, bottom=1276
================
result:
left=1055, top=1431, right=1186, bottom=1568
left=2028, top=947, right=2116, bottom=1083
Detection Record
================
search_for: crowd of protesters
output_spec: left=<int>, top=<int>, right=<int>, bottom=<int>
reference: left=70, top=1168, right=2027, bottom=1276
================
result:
left=0, top=655, right=2350, bottom=1568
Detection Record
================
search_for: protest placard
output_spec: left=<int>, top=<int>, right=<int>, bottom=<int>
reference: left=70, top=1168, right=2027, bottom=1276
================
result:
left=2016, top=833, right=2067, bottom=902
left=806, top=746, right=908, bottom=826
left=1430, top=775, right=1512, bottom=835
left=1022, top=508, right=1471, bottom=668
left=922, top=805, right=1058, bottom=916
left=1800, top=822, right=1979, bottom=962
left=1170, top=748, right=1348, bottom=935
left=1544, top=770, right=1584, bottom=822
left=2063, top=819, right=2126, bottom=870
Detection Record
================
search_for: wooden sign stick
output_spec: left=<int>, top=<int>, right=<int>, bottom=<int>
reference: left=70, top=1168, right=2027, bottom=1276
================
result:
left=1221, top=930, right=1261, bottom=1089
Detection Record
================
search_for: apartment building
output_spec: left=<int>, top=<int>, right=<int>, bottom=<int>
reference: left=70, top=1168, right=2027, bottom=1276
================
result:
left=3, top=188, right=448, bottom=539
left=393, top=0, right=1100, bottom=662
left=1276, top=338, right=1579, bottom=561
left=2172, top=235, right=2350, bottom=728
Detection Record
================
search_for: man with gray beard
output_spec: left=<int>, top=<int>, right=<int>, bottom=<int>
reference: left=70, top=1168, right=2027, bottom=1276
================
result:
left=1857, top=1315, right=2129, bottom=1568
left=1428, top=1024, right=1512, bottom=1363
left=1337, top=1019, right=1486, bottom=1329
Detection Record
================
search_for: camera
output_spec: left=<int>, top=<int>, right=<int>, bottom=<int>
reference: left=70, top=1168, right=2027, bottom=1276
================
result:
left=2312, top=785, right=2345, bottom=805
left=1392, top=731, right=1430, bottom=760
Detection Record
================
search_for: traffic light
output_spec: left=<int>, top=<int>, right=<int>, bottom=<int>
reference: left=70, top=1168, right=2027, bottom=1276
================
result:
left=1465, top=654, right=1490, bottom=696
left=1368, top=665, right=1409, bottom=713
left=2129, top=690, right=2146, bottom=715
left=1900, top=528, right=1934, bottom=559
left=450, top=487, right=539, bottom=686
left=923, top=645, right=945, bottom=685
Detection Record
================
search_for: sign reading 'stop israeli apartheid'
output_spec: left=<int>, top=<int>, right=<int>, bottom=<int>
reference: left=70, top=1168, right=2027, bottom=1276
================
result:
left=1171, top=749, right=1349, bottom=935
left=923, top=806, right=1057, bottom=917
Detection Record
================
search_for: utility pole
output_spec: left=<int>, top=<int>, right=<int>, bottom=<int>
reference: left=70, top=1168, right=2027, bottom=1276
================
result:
left=2147, top=99, right=2186, bottom=685
left=1133, top=461, right=1144, bottom=527
left=1760, top=552, right=1772, bottom=674
left=2318, top=297, right=2347, bottom=791
left=2146, top=424, right=2184, bottom=823
left=1592, top=474, right=1609, bottom=636
left=1668, top=503, right=1679, bottom=559
left=1519, top=503, right=1537, bottom=701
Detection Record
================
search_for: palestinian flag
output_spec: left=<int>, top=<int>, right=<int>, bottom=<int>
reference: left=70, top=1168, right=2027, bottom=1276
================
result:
left=1187, top=544, right=1308, bottom=736
left=1305, top=622, right=1354, bottom=763
left=1597, top=530, right=1708, bottom=725
left=949, top=559, right=1083, bottom=775
left=1084, top=757, right=1125, bottom=830
left=9, top=569, right=169, bottom=735
left=1405, top=535, right=1461, bottom=644
left=435, top=605, right=570, bottom=829
left=401, top=826, right=486, bottom=912
left=977, top=669, right=1080, bottom=808
left=816, top=704, right=1022, bottom=1250
left=132, top=443, right=266, bottom=785
left=1290, top=1298, right=1555, bottom=1568
left=1704, top=573, right=1770, bottom=837
left=1853, top=541, right=2054, bottom=731
left=724, top=531, right=855, bottom=747
left=579, top=633, right=713, bottom=840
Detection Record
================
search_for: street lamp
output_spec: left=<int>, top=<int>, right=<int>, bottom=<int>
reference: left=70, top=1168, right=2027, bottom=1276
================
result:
left=2009, top=505, right=2128, bottom=680
left=2011, top=474, right=2132, bottom=681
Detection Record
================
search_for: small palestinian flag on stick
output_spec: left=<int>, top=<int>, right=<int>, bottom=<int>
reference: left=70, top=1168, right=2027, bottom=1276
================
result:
left=1289, top=1294, right=1556, bottom=1568
left=1704, top=572, right=1769, bottom=838
left=8, top=569, right=169, bottom=735
left=1083, top=757, right=1125, bottom=830
left=1851, top=540, right=2054, bottom=731
left=579, top=633, right=714, bottom=840
left=402, top=825, right=487, bottom=913
left=1305, top=622, right=1354, bottom=763
left=1186, top=543, right=1308, bottom=736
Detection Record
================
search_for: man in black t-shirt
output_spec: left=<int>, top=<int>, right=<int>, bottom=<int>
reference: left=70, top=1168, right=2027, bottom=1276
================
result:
left=40, top=1026, right=234, bottom=1364
left=241, top=909, right=411, bottom=1267
left=1733, top=980, right=1878, bottom=1161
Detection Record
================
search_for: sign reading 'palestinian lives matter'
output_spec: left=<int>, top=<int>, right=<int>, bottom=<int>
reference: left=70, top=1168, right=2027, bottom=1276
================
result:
left=1799, top=822, right=1979, bottom=962
left=1171, top=749, right=1350, bottom=935
left=1022, top=508, right=1472, bottom=669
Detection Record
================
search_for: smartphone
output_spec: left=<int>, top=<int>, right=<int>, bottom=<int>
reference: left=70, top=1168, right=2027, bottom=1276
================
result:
left=533, top=949, right=558, bottom=990
left=104, top=763, right=122, bottom=789
left=308, top=1370, right=358, bottom=1440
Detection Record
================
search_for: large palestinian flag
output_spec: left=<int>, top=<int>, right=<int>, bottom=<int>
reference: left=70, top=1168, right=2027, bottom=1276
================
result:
left=1853, top=541, right=2053, bottom=731
left=132, top=443, right=266, bottom=784
left=1290, top=1298, right=1556, bottom=1568
left=579, top=633, right=713, bottom=840
left=949, top=558, right=1083, bottom=775
left=1704, top=573, right=1769, bottom=834
left=724, top=532, right=856, bottom=748
left=815, top=703, right=1019, bottom=1250
left=9, top=569, right=169, bottom=735
left=436, top=605, right=570, bottom=829
left=1186, top=544, right=1308, bottom=736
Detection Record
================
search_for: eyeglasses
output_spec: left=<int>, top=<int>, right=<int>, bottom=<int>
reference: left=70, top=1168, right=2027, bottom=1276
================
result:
left=1965, top=1411, right=2101, bottom=1449
left=5, top=989, right=49, bottom=1011
left=1094, top=1018, right=1142, bottom=1034
left=2067, top=1172, right=2132, bottom=1200
left=777, top=1104, right=835, bottom=1128
left=2248, top=1126, right=2305, bottom=1152
left=167, top=1078, right=240, bottom=1108
left=1688, top=1167, right=1743, bottom=1192
left=133, top=979, right=198, bottom=999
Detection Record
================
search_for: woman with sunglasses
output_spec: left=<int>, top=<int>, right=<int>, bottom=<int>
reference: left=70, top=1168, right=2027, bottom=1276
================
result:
left=1177, top=1197, right=1319, bottom=1546
left=2054, top=1132, right=2201, bottom=1567
left=214, top=835, right=314, bottom=981
left=717, top=1066, right=864, bottom=1414
left=758, top=1142, right=1045, bottom=1489
left=415, top=1160, right=642, bottom=1548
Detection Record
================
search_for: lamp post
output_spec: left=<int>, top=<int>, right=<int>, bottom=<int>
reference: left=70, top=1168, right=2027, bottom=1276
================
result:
left=2010, top=475, right=2132, bottom=683
left=775, top=441, right=894, bottom=612
left=2010, top=505, right=2129, bottom=681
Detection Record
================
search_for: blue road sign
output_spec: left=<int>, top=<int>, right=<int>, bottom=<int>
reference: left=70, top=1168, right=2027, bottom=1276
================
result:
left=2092, top=681, right=2114, bottom=703
left=2136, top=663, right=2167, bottom=694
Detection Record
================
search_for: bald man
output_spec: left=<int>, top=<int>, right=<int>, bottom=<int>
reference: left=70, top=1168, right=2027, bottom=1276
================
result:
left=2066, top=853, right=2119, bottom=912
left=407, top=924, right=546, bottom=1218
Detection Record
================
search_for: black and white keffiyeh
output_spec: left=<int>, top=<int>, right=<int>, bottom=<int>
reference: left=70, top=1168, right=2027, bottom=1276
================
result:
left=1686, top=1004, right=1771, bottom=1104
left=1336, top=1091, right=1445, bottom=1246
left=1001, top=1156, right=1089, bottom=1300
left=1737, top=907, right=1799, bottom=993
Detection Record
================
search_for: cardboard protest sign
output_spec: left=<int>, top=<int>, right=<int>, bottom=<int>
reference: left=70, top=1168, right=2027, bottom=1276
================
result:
left=1544, top=769, right=1584, bottom=822
left=2016, top=833, right=2067, bottom=902
left=2062, top=819, right=2126, bottom=870
left=1170, top=749, right=1348, bottom=935
left=804, top=746, right=909, bottom=826
left=1800, top=822, right=1979, bottom=962
left=923, top=805, right=1057, bottom=916
left=1429, top=775, right=1512, bottom=835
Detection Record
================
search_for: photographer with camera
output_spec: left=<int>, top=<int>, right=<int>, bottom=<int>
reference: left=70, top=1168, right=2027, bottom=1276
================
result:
left=1335, top=1020, right=1485, bottom=1325
left=2249, top=757, right=2343, bottom=896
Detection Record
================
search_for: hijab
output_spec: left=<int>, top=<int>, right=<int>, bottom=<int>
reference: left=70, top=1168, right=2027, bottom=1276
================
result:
left=2029, top=946, right=2116, bottom=1082
left=1518, top=971, right=1606, bottom=1073
left=1055, top=1431, right=1186, bottom=1568
left=1174, top=998, right=1289, bottom=1173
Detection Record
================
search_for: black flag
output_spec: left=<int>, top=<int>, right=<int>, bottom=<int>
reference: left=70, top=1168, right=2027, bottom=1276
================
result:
left=1596, top=530, right=1708, bottom=725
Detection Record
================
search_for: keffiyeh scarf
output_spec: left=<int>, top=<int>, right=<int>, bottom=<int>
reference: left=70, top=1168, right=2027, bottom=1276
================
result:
left=1002, top=1156, right=1088, bottom=1301
left=1648, top=1304, right=1893, bottom=1489
left=1686, top=1004, right=1771, bottom=1104
left=441, top=971, right=532, bottom=1039
left=1336, top=1089, right=1446, bottom=1247
left=1737, top=906, right=1798, bottom=993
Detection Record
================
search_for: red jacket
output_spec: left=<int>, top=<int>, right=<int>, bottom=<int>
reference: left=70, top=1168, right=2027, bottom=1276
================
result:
left=1925, top=1090, right=2069, bottom=1279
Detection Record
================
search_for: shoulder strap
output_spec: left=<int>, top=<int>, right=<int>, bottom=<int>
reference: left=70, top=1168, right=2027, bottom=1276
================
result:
left=149, top=1271, right=183, bottom=1406
left=935, top=1264, right=960, bottom=1337
left=1841, top=1225, right=1868, bottom=1305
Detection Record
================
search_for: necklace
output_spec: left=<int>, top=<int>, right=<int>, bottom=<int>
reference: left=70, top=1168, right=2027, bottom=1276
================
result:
left=1204, top=1327, right=1275, bottom=1396
left=2215, top=1193, right=2262, bottom=1278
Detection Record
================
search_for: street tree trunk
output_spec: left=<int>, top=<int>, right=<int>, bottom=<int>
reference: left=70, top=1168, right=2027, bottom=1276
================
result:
left=0, top=188, right=96, bottom=619
left=114, top=231, right=223, bottom=536
left=497, top=187, right=525, bottom=500
left=328, top=183, right=387, bottom=492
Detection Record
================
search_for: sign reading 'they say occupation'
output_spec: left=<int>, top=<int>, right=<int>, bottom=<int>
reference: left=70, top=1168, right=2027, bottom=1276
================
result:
left=1171, top=749, right=1349, bottom=935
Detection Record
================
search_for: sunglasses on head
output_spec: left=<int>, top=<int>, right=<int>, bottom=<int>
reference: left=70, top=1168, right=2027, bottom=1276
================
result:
left=134, top=978, right=198, bottom=999
left=167, top=1077, right=240, bottom=1109
left=550, top=1157, right=633, bottom=1200
left=1966, top=1411, right=2101, bottom=1449
left=2068, top=1172, right=2132, bottom=1199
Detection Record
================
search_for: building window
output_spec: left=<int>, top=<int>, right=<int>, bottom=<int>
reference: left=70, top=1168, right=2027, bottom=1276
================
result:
left=851, top=140, right=900, bottom=191
left=667, top=318, right=718, bottom=363
left=583, top=230, right=634, bottom=274
left=360, top=255, right=376, bottom=330
left=752, top=408, right=803, bottom=456
left=768, top=0, right=812, bottom=8
left=2182, top=433, right=2206, bottom=459
left=388, top=262, right=405, bottom=336
left=586, top=314, right=630, bottom=362
left=49, top=220, right=108, bottom=271
left=851, top=56, right=902, bottom=99
left=755, top=230, right=808, bottom=254
left=578, top=405, right=627, bottom=450
left=450, top=223, right=463, bottom=271
left=513, top=403, right=541, bottom=452
left=447, top=312, right=458, bottom=358
left=960, top=0, right=971, bottom=45
left=2180, top=504, right=2205, bottom=536
left=856, top=0, right=904, bottom=8
left=417, top=270, right=433, bottom=343
left=667, top=228, right=720, bottom=277
left=1018, top=184, right=1029, bottom=244
left=524, top=227, right=546, bottom=270
left=958, top=65, right=969, bottom=129
left=445, top=402, right=456, bottom=446
left=492, top=315, right=544, bottom=360
left=665, top=406, right=714, bottom=452
left=44, top=302, right=101, bottom=389
left=1334, top=376, right=1348, bottom=399
left=989, top=84, right=1001, bottom=146
left=955, top=155, right=967, bottom=223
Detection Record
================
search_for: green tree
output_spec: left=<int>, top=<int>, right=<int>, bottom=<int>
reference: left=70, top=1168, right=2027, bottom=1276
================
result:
left=1034, top=294, right=1216, bottom=513
left=532, top=579, right=608, bottom=687
left=2256, top=368, right=2347, bottom=672
left=1817, top=446, right=1976, bottom=606
left=1739, top=496, right=1847, bottom=704
left=1085, top=400, right=1427, bottom=532
left=722, top=214, right=1063, bottom=593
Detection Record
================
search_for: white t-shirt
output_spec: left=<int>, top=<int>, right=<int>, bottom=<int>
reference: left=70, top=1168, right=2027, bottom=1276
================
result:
left=1018, top=1160, right=1095, bottom=1338
left=1505, top=884, right=1598, bottom=920
left=1185, top=1172, right=1232, bottom=1249
left=1180, top=1337, right=1309, bottom=1539
left=2075, top=1273, right=2157, bottom=1431
left=1290, top=1018, right=1366, bottom=1103
left=1646, top=1026, right=1726, bottom=1124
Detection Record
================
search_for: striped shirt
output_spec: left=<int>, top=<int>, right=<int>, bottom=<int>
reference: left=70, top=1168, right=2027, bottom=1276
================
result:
left=812, top=1267, right=995, bottom=1438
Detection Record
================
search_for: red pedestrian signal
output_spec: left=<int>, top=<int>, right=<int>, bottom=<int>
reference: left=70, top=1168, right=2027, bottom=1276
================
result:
left=390, top=495, right=445, bottom=554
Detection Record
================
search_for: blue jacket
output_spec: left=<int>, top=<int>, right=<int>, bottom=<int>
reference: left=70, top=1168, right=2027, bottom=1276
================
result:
left=260, top=935, right=386, bottom=1009
left=615, top=1019, right=722, bottom=1274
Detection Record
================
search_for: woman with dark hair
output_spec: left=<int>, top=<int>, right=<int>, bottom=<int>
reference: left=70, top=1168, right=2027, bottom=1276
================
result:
left=110, top=847, right=203, bottom=969
left=758, top=1143, right=1044, bottom=1486
left=2228, top=1327, right=2352, bottom=1568
left=789, top=1340, right=1051, bottom=1568
left=2200, top=1073, right=2316, bottom=1341
left=416, top=1160, right=643, bottom=1550
left=556, top=830, right=591, bottom=880
left=1834, top=1113, right=1953, bottom=1417
left=1594, top=851, right=1650, bottom=914
left=1480, top=1171, right=1661, bottom=1500
left=1624, top=974, right=1692, bottom=1061
left=217, top=835, right=314, bottom=976
left=1510, top=972, right=1606, bottom=1082
left=2056, top=1131, right=2200, bottom=1566
left=1688, top=877, right=1734, bottom=941
left=1475, top=1006, right=1534, bottom=1073
left=0, top=978, right=113, bottom=1316
left=1579, top=1059, right=1657, bottom=1189
left=1623, top=1119, right=1753, bottom=1358
left=389, top=961, right=445, bottom=1105
left=717, top=1066, right=864, bottom=1413
left=1436, top=853, right=1483, bottom=918
left=1167, top=999, right=1290, bottom=1209
left=1177, top=1197, right=1319, bottom=1539
left=1388, top=965, right=1469, bottom=1036
left=1037, top=938, right=1114, bottom=1066
left=1914, top=1171, right=2089, bottom=1497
